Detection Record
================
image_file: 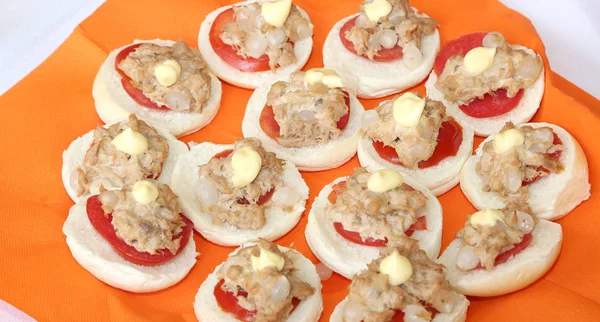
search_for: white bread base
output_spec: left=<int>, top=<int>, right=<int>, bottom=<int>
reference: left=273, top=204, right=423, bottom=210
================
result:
left=170, top=142, right=309, bottom=246
left=460, top=122, right=590, bottom=221
left=322, top=13, right=440, bottom=99
left=357, top=124, right=474, bottom=196
left=425, top=46, right=544, bottom=137
left=61, top=122, right=189, bottom=203
left=242, top=80, right=364, bottom=171
left=62, top=196, right=198, bottom=293
left=198, top=1, right=313, bottom=89
left=92, top=39, right=223, bottom=137
left=194, top=242, right=323, bottom=322
left=330, top=294, right=469, bottom=322
left=437, top=220, right=562, bottom=297
left=305, top=176, right=442, bottom=279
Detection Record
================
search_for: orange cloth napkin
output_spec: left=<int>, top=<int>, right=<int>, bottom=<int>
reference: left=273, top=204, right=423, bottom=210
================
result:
left=0, top=0, right=599, bottom=321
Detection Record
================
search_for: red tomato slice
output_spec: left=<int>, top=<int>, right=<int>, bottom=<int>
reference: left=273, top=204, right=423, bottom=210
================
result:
left=473, top=232, right=533, bottom=270
left=114, top=44, right=170, bottom=111
left=372, top=118, right=463, bottom=169
left=434, top=32, right=524, bottom=118
left=339, top=16, right=403, bottom=62
left=209, top=8, right=271, bottom=72
left=259, top=91, right=352, bottom=140
left=458, top=89, right=524, bottom=118
left=327, top=181, right=347, bottom=204
left=86, top=195, right=193, bottom=266
left=523, top=133, right=563, bottom=186
left=209, top=149, right=275, bottom=205
left=332, top=214, right=427, bottom=247
left=214, top=279, right=301, bottom=321
left=214, top=279, right=256, bottom=321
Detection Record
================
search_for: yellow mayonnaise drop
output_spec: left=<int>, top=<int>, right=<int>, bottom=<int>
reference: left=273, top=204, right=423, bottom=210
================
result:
left=367, top=169, right=404, bottom=193
left=131, top=180, right=159, bottom=205
left=251, top=247, right=285, bottom=271
left=231, top=147, right=262, bottom=188
left=261, top=0, right=292, bottom=27
left=379, top=249, right=413, bottom=286
left=364, top=0, right=392, bottom=22
left=493, top=128, right=525, bottom=154
left=304, top=68, right=344, bottom=88
left=470, top=209, right=505, bottom=227
left=111, top=128, right=149, bottom=156
left=154, top=59, right=181, bottom=87
left=464, top=47, right=496, bottom=75
left=392, top=92, right=426, bottom=128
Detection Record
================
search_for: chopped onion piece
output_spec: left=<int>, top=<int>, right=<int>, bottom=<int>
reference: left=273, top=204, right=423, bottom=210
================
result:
left=316, top=263, right=333, bottom=281
left=483, top=31, right=505, bottom=49
left=197, top=176, right=218, bottom=206
left=516, top=55, right=542, bottom=80
left=267, top=27, right=287, bottom=46
left=297, top=22, right=313, bottom=40
left=505, top=167, right=523, bottom=193
left=516, top=211, right=535, bottom=233
left=403, top=43, right=423, bottom=70
left=99, top=191, right=119, bottom=208
left=361, top=109, right=380, bottom=128
left=246, top=33, right=268, bottom=59
left=165, top=91, right=190, bottom=111
left=379, top=30, right=398, bottom=49
left=271, top=186, right=300, bottom=207
left=456, top=245, right=479, bottom=271
left=270, top=276, right=290, bottom=303
left=404, top=305, right=429, bottom=322
left=342, top=301, right=365, bottom=322
left=69, top=170, right=80, bottom=191
left=298, top=109, right=316, bottom=122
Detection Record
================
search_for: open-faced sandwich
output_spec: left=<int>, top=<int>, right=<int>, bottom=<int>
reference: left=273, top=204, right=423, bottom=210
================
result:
left=92, top=39, right=222, bottom=137
left=323, top=0, right=440, bottom=98
left=194, top=240, right=323, bottom=321
left=242, top=68, right=364, bottom=171
left=358, top=92, right=474, bottom=196
left=199, top=0, right=314, bottom=89
left=426, top=31, right=545, bottom=136
left=460, top=122, right=590, bottom=221
left=62, top=180, right=197, bottom=293
left=438, top=205, right=562, bottom=297
left=305, top=167, right=442, bottom=279
left=330, top=240, right=469, bottom=322
left=62, top=114, right=188, bottom=203
left=170, top=138, right=309, bottom=246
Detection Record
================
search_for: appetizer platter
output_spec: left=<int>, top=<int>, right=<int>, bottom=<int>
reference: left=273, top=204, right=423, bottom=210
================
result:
left=1, top=0, right=599, bottom=321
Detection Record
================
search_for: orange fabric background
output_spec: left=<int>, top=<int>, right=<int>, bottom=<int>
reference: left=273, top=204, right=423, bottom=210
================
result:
left=0, top=0, right=599, bottom=321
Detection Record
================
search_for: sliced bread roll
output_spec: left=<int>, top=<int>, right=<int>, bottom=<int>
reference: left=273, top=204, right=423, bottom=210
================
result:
left=357, top=125, right=474, bottom=196
left=323, top=13, right=440, bottom=99
left=92, top=39, right=222, bottom=137
left=170, top=142, right=309, bottom=246
left=425, top=46, right=544, bottom=137
left=198, top=1, right=313, bottom=89
left=460, top=122, right=590, bottom=221
left=437, top=219, right=562, bottom=297
left=62, top=196, right=197, bottom=293
left=242, top=78, right=364, bottom=171
left=193, top=242, right=323, bottom=322
left=305, top=175, right=442, bottom=279
left=61, top=120, right=189, bottom=203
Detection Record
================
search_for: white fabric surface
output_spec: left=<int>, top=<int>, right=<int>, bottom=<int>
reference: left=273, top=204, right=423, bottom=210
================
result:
left=0, top=0, right=105, bottom=96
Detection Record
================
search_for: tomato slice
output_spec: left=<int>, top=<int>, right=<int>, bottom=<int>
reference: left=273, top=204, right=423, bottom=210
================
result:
left=114, top=44, right=170, bottom=110
left=339, top=16, right=403, bottom=62
left=459, top=89, right=524, bottom=118
left=86, top=195, right=193, bottom=266
left=212, top=149, right=234, bottom=160
left=473, top=232, right=533, bottom=270
left=372, top=118, right=463, bottom=169
left=214, top=279, right=301, bottom=321
left=404, top=216, right=427, bottom=237
left=523, top=133, right=563, bottom=186
left=209, top=8, right=271, bottom=72
left=333, top=222, right=388, bottom=247
left=327, top=181, right=347, bottom=204
left=259, top=91, right=352, bottom=140
left=434, top=32, right=523, bottom=118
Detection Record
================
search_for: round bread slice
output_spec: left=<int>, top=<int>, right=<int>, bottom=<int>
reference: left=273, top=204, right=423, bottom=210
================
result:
left=460, top=122, right=590, bottom=221
left=62, top=196, right=198, bottom=293
left=437, top=219, right=562, bottom=297
left=330, top=294, right=469, bottom=322
left=242, top=80, right=364, bottom=171
left=305, top=175, right=442, bottom=279
left=322, top=12, right=440, bottom=99
left=357, top=123, right=474, bottom=196
left=425, top=46, right=544, bottom=137
left=92, top=39, right=222, bottom=137
left=198, top=1, right=313, bottom=89
left=193, top=242, right=323, bottom=322
left=61, top=120, right=189, bottom=203
left=170, top=142, right=309, bottom=246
